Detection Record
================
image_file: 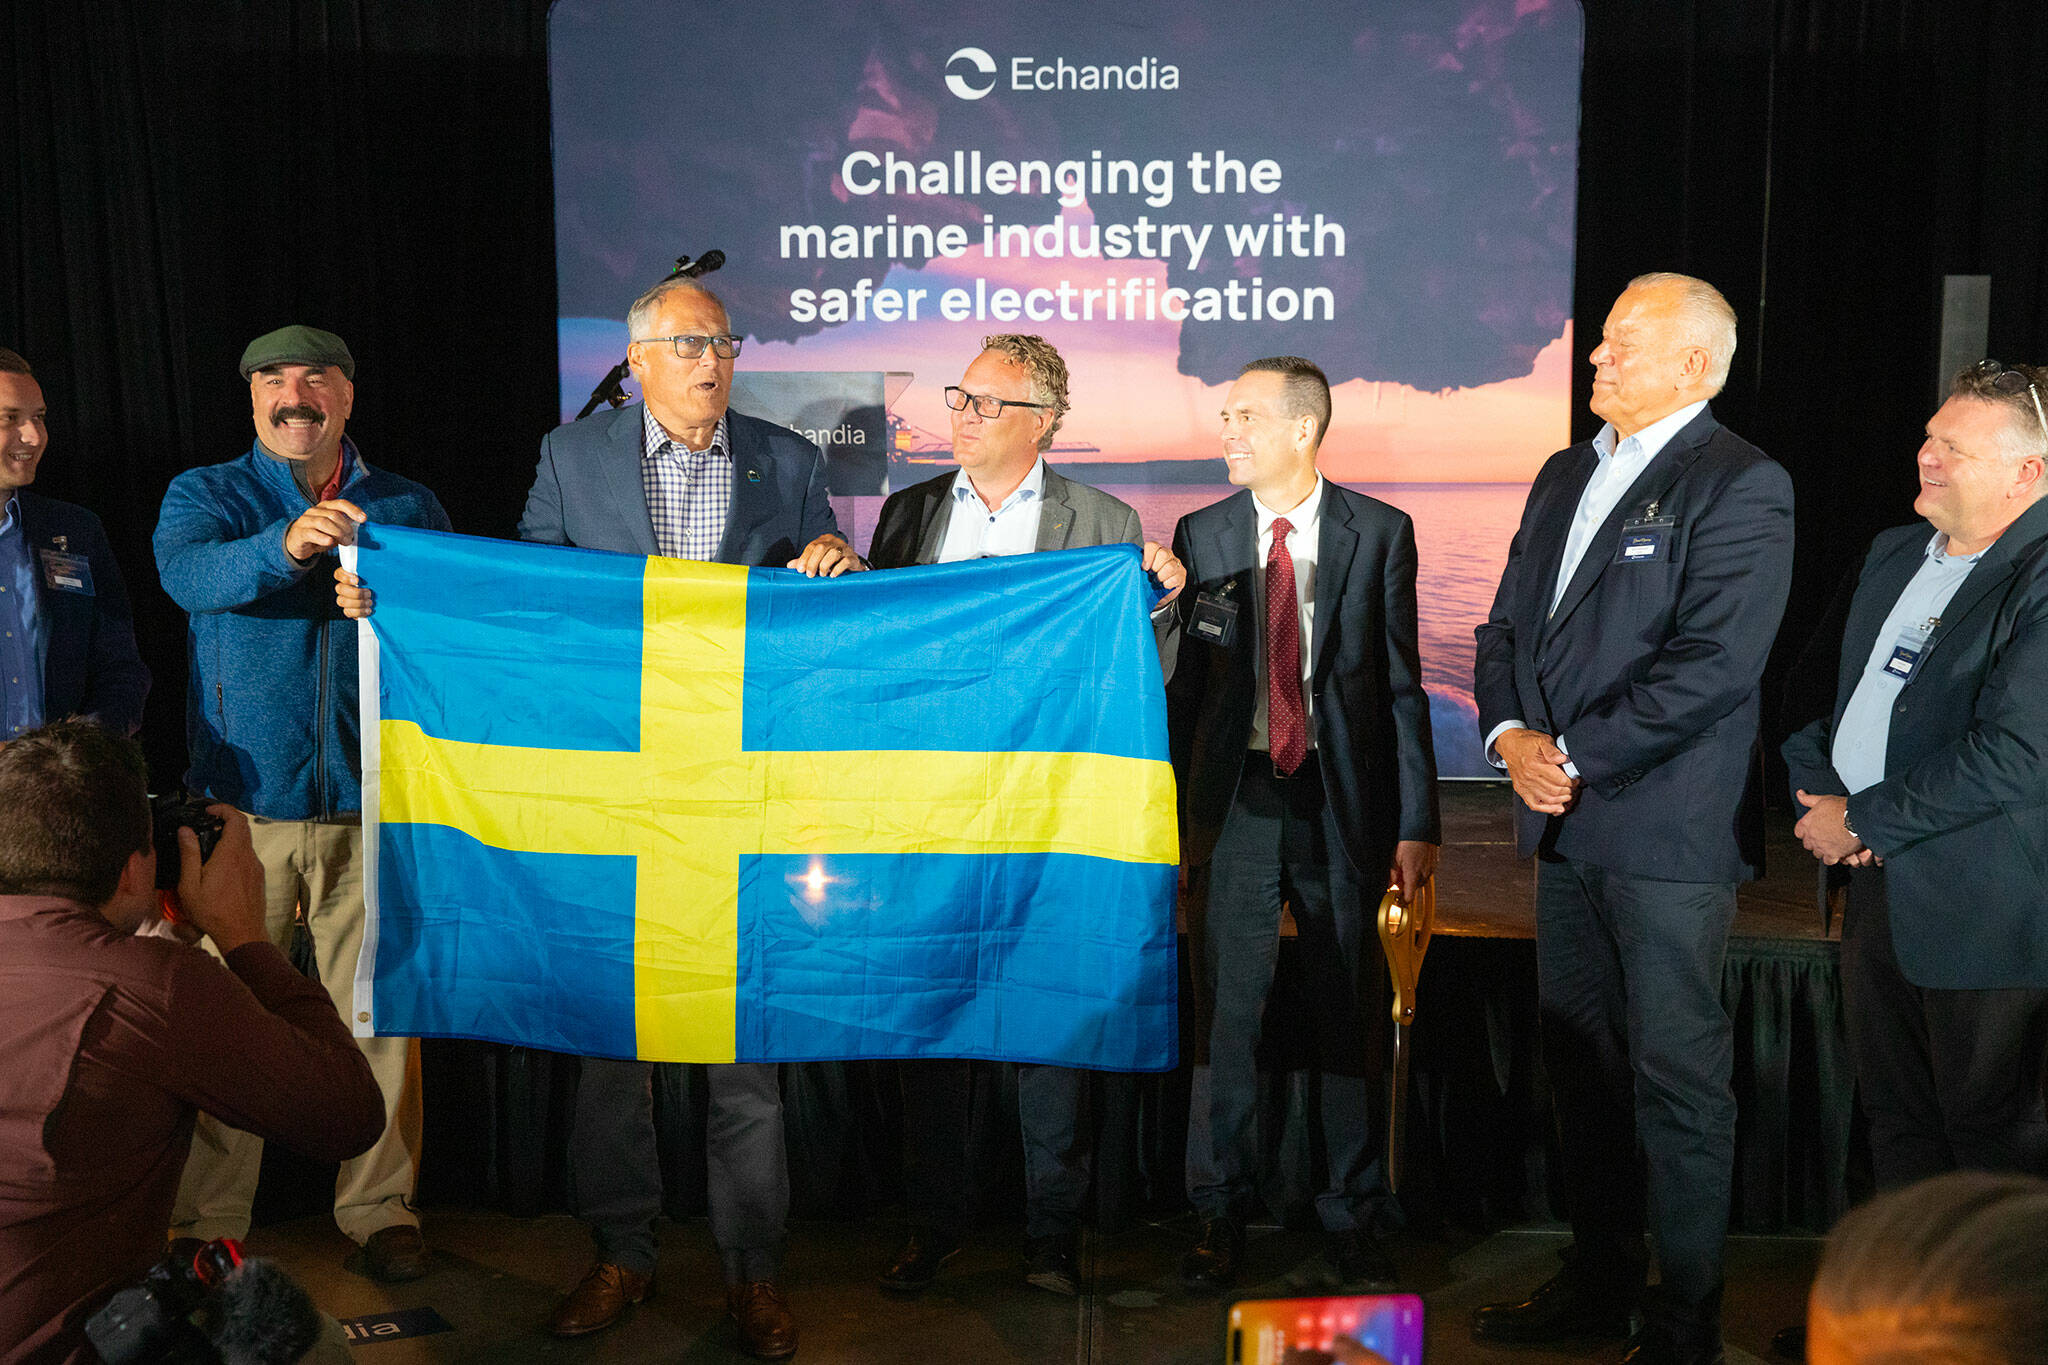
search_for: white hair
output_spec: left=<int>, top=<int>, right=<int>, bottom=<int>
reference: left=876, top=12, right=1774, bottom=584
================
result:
left=1629, top=271, right=1738, bottom=393
left=625, top=279, right=727, bottom=341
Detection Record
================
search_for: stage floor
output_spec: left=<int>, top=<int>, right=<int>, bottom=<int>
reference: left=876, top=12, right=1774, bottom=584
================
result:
left=1431, top=782, right=1824, bottom=942
left=253, top=1210, right=1815, bottom=1363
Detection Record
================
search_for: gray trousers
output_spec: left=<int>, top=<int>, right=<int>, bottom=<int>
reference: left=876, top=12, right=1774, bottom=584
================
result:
left=570, top=1057, right=788, bottom=1283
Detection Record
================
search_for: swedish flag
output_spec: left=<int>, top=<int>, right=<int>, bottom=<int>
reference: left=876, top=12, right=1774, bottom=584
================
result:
left=346, top=526, right=1179, bottom=1070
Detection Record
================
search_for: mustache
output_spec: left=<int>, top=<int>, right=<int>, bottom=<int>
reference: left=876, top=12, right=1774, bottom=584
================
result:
left=269, top=404, right=326, bottom=425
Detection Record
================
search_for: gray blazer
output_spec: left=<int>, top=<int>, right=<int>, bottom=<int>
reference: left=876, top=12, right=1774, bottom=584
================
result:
left=866, top=464, right=1176, bottom=660
left=866, top=464, right=1140, bottom=568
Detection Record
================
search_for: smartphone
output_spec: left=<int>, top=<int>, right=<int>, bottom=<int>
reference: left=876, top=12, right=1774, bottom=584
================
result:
left=1226, top=1293, right=1424, bottom=1365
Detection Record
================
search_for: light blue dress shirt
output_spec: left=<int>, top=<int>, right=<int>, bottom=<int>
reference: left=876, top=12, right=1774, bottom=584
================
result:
left=1832, top=532, right=1984, bottom=795
left=1486, top=400, right=1709, bottom=770
left=0, top=493, right=48, bottom=739
left=938, top=457, right=1046, bottom=563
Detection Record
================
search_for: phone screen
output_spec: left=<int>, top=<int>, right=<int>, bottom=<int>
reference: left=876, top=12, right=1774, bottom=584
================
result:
left=1226, top=1293, right=1424, bottom=1365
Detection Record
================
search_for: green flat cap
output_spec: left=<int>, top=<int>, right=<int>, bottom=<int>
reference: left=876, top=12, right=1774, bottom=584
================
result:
left=239, top=324, right=355, bottom=380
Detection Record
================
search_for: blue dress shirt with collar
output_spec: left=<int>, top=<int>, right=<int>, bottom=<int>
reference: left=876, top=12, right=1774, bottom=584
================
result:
left=0, top=493, right=47, bottom=738
left=1831, top=532, right=1986, bottom=794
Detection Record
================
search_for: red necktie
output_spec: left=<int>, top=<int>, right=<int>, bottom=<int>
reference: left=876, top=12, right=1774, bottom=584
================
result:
left=1266, top=516, right=1307, bottom=775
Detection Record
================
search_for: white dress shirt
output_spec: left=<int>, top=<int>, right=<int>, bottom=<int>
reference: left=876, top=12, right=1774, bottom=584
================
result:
left=937, top=458, right=1046, bottom=562
left=1249, top=476, right=1325, bottom=754
left=1486, top=399, right=1707, bottom=771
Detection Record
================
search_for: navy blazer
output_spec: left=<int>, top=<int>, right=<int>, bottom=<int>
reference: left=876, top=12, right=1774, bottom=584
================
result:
left=1782, top=498, right=2048, bottom=989
left=1167, top=483, right=1440, bottom=877
left=16, top=491, right=148, bottom=736
left=518, top=404, right=839, bottom=563
left=1474, top=406, right=1794, bottom=882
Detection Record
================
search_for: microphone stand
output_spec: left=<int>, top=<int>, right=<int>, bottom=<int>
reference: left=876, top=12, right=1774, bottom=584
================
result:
left=574, top=249, right=727, bottom=420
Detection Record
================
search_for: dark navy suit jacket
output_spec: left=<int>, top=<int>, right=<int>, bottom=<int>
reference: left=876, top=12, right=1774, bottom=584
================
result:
left=1474, top=406, right=1794, bottom=883
left=1167, top=483, right=1441, bottom=878
left=1782, top=497, right=2048, bottom=989
left=17, top=491, right=149, bottom=736
left=518, top=404, right=839, bottom=563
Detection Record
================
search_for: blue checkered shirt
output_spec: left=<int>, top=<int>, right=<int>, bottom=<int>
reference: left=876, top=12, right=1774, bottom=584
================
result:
left=640, top=405, right=731, bottom=561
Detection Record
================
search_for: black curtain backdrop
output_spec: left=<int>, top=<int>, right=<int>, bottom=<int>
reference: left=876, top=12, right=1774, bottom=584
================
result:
left=6, top=0, right=2046, bottom=785
left=3, top=0, right=2045, bottom=1231
left=1, top=0, right=557, bottom=786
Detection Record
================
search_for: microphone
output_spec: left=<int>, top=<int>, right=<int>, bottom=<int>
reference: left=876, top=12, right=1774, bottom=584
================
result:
left=678, top=249, right=726, bottom=279
left=576, top=247, right=728, bottom=420
left=204, top=1258, right=326, bottom=1365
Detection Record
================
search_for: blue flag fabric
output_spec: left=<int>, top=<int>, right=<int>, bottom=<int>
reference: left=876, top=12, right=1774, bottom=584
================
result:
left=349, top=524, right=1180, bottom=1070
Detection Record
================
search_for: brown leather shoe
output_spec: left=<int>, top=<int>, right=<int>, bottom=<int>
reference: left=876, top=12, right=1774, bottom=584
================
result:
left=727, top=1280, right=799, bottom=1360
left=549, top=1261, right=653, bottom=1338
left=354, top=1224, right=430, bottom=1283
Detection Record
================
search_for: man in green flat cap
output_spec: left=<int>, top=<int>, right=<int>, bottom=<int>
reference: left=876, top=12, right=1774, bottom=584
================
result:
left=153, top=325, right=452, bottom=1284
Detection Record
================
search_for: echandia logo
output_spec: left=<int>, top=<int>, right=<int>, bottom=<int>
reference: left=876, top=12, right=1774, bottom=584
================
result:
left=945, top=47, right=998, bottom=100
left=943, top=46, right=1182, bottom=100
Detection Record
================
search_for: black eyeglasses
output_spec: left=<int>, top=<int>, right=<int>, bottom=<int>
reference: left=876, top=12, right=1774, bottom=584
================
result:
left=640, top=334, right=743, bottom=359
left=1970, top=359, right=2048, bottom=445
left=944, top=387, right=1049, bottom=420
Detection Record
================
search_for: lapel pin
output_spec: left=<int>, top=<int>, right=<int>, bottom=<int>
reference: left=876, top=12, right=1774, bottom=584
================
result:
left=52, top=535, right=68, bottom=552
left=745, top=468, right=762, bottom=483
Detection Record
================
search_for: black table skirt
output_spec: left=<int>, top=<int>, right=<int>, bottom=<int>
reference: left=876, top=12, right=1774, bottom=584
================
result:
left=257, top=935, right=1865, bottom=1237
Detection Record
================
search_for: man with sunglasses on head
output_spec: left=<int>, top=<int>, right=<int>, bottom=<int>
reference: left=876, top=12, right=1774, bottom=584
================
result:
left=1784, top=359, right=2048, bottom=1192
left=514, top=279, right=856, bottom=1356
left=864, top=333, right=1183, bottom=1300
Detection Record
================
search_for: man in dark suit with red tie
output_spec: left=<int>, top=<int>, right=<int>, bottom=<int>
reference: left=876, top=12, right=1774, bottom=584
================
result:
left=1471, top=274, right=1794, bottom=1365
left=1168, top=356, right=1440, bottom=1294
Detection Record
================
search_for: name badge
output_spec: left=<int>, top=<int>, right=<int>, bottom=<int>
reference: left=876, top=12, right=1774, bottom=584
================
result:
left=1883, top=616, right=1939, bottom=682
left=1189, top=585, right=1239, bottom=648
left=37, top=548, right=94, bottom=596
left=1614, top=512, right=1677, bottom=565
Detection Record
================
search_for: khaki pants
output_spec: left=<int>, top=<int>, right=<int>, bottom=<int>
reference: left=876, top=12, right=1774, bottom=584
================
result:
left=171, top=815, right=423, bottom=1245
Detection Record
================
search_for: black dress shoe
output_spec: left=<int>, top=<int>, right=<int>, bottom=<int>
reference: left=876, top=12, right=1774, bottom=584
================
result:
left=1024, top=1234, right=1079, bottom=1296
left=879, top=1229, right=961, bottom=1291
left=1621, top=1323, right=1724, bottom=1365
left=1179, top=1217, right=1244, bottom=1294
left=1324, top=1228, right=1397, bottom=1286
left=1471, top=1266, right=1636, bottom=1344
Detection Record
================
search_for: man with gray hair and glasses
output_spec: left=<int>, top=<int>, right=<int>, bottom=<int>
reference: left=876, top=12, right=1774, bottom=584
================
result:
left=1784, top=359, right=2048, bottom=1195
left=515, top=278, right=857, bottom=1356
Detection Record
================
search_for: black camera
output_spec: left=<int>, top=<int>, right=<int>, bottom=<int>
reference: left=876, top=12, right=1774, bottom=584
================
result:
left=151, top=791, right=226, bottom=891
left=86, top=1238, right=240, bottom=1364
left=86, top=1237, right=326, bottom=1365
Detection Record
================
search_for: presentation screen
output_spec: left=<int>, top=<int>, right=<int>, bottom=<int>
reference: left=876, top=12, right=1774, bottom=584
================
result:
left=549, top=0, right=1583, bottom=776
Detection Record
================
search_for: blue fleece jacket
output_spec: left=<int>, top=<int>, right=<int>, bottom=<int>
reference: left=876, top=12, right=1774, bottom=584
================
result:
left=153, top=440, right=451, bottom=819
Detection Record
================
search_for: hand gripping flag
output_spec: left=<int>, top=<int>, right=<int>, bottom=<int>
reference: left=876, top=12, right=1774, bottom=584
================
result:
left=345, top=526, right=1178, bottom=1069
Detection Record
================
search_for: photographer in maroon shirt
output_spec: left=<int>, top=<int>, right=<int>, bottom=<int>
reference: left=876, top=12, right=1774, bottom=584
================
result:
left=0, top=720, right=383, bottom=1364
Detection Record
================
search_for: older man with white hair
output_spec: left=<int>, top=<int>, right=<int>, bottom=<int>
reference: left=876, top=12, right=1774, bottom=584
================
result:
left=1472, top=273, right=1795, bottom=1365
left=1784, top=360, right=2048, bottom=1193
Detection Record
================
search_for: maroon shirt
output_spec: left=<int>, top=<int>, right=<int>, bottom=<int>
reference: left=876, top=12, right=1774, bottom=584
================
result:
left=0, top=896, right=384, bottom=1364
